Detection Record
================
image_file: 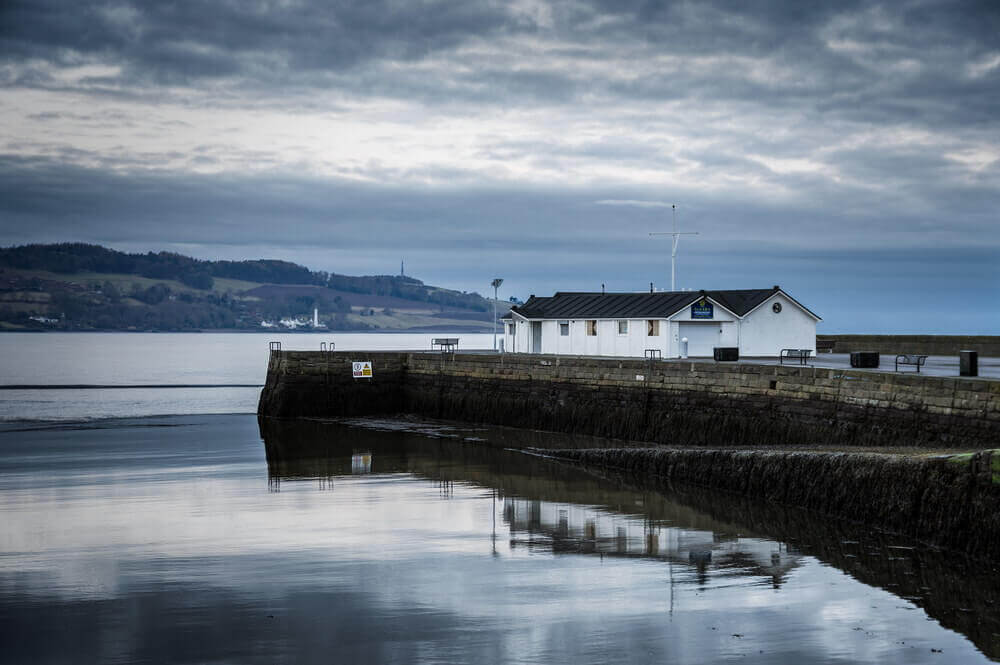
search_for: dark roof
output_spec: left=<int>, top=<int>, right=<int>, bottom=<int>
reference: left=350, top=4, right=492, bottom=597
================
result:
left=508, top=287, right=820, bottom=320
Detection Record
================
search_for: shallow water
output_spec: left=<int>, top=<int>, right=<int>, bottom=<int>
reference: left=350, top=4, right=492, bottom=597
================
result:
left=0, top=332, right=493, bottom=421
left=1, top=414, right=997, bottom=664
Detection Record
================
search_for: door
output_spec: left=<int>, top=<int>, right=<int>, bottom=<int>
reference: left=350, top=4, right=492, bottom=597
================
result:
left=531, top=321, right=542, bottom=353
left=678, top=322, right=720, bottom=356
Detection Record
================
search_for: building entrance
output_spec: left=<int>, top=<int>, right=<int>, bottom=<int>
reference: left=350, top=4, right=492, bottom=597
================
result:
left=678, top=322, right=720, bottom=356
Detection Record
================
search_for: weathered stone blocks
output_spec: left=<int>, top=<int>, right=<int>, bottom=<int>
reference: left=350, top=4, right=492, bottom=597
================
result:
left=260, top=351, right=1000, bottom=448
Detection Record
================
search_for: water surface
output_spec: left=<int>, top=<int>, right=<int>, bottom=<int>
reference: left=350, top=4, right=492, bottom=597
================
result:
left=1, top=414, right=996, bottom=664
left=0, top=332, right=492, bottom=421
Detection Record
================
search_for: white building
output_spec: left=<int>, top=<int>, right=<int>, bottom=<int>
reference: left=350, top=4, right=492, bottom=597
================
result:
left=279, top=317, right=309, bottom=329
left=501, top=286, right=820, bottom=358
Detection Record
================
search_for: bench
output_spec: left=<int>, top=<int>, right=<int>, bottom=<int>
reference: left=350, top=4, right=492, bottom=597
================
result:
left=895, top=354, right=928, bottom=373
left=644, top=349, right=662, bottom=360
left=780, top=348, right=812, bottom=365
left=431, top=338, right=459, bottom=353
left=816, top=339, right=836, bottom=353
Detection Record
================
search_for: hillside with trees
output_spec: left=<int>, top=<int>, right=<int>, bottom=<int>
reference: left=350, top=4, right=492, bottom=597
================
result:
left=0, top=243, right=502, bottom=332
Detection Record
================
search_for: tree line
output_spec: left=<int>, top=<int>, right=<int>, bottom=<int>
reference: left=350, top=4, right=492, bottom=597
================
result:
left=0, top=243, right=488, bottom=311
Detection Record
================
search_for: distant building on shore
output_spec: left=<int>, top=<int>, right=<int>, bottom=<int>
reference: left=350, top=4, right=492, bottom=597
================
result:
left=501, top=286, right=819, bottom=358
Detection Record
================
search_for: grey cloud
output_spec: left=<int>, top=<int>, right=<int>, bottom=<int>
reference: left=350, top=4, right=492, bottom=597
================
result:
left=3, top=1, right=997, bottom=117
left=1, top=1, right=998, bottom=332
left=1, top=154, right=995, bottom=256
left=1, top=0, right=522, bottom=84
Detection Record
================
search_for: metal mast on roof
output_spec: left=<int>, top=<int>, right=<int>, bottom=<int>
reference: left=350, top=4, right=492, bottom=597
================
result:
left=491, top=278, right=503, bottom=352
left=649, top=204, right=698, bottom=291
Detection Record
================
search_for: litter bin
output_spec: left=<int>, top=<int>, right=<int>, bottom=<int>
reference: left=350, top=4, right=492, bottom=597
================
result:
left=850, top=351, right=879, bottom=368
left=960, top=350, right=978, bottom=377
left=680, top=337, right=688, bottom=359
left=713, top=347, right=739, bottom=361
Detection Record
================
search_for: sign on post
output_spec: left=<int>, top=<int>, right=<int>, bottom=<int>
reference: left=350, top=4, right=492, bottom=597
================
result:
left=352, top=361, right=373, bottom=379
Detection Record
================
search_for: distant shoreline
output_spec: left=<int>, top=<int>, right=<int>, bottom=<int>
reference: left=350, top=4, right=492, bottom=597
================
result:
left=0, top=327, right=494, bottom=334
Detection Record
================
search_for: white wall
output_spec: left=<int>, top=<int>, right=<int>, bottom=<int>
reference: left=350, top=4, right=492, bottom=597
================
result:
left=503, top=317, right=531, bottom=353
left=739, top=293, right=817, bottom=356
left=507, top=317, right=668, bottom=357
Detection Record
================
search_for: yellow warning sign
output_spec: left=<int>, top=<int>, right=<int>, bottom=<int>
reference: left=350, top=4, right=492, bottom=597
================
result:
left=352, top=361, right=373, bottom=379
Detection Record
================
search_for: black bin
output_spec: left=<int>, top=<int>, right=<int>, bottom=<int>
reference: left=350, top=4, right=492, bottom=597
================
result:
left=960, top=350, right=978, bottom=377
left=850, top=351, right=879, bottom=368
left=713, top=347, right=739, bottom=361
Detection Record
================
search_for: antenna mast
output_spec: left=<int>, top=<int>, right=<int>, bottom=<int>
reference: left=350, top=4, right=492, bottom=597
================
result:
left=649, top=204, right=698, bottom=291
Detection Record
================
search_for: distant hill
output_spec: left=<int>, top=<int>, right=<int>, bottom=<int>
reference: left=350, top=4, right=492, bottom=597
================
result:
left=0, top=243, right=505, bottom=332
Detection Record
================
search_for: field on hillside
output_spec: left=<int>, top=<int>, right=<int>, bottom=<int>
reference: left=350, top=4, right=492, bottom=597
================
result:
left=0, top=265, right=501, bottom=332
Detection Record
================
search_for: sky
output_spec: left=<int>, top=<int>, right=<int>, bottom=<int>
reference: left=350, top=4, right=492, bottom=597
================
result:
left=0, top=0, right=998, bottom=333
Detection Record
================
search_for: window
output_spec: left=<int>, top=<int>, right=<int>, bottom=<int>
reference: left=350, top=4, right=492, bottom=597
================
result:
left=617, top=320, right=628, bottom=335
left=586, top=320, right=598, bottom=336
left=507, top=323, right=515, bottom=335
left=559, top=321, right=569, bottom=336
left=647, top=320, right=660, bottom=336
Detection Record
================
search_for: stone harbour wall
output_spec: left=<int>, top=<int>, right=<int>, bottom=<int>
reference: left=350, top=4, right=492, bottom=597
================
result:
left=405, top=353, right=999, bottom=447
left=260, top=351, right=1000, bottom=448
left=257, top=351, right=407, bottom=419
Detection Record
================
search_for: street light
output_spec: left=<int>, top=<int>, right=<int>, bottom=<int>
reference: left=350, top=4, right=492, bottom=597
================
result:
left=491, top=278, right=503, bottom=351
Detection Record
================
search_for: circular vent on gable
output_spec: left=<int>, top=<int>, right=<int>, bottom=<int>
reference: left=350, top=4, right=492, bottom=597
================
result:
left=772, top=302, right=782, bottom=313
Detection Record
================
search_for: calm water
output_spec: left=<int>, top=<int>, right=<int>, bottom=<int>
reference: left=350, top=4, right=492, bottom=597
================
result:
left=1, top=333, right=998, bottom=663
left=0, top=332, right=493, bottom=421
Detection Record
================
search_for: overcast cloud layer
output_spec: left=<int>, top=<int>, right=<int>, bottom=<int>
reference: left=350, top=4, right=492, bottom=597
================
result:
left=1, top=0, right=998, bottom=332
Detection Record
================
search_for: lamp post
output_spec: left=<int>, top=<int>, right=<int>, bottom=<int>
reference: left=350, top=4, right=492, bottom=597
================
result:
left=491, top=278, right=503, bottom=351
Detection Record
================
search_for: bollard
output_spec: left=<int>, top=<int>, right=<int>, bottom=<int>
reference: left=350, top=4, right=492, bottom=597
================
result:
left=960, top=350, right=978, bottom=377
left=680, top=337, right=689, bottom=359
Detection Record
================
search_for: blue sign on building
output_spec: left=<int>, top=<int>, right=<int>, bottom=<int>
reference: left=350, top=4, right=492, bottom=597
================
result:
left=691, top=299, right=714, bottom=319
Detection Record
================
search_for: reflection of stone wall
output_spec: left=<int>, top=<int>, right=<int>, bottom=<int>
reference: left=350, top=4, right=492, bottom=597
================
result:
left=500, top=495, right=802, bottom=584
left=599, top=466, right=1000, bottom=660
left=258, top=416, right=1000, bottom=658
left=260, top=350, right=999, bottom=448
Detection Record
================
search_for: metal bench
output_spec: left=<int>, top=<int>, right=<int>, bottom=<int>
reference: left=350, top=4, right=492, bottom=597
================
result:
left=816, top=339, right=836, bottom=353
left=895, top=354, right=928, bottom=373
left=644, top=349, right=662, bottom=360
left=431, top=338, right=459, bottom=353
left=780, top=348, right=812, bottom=365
